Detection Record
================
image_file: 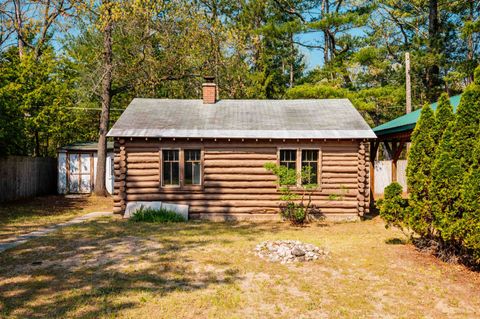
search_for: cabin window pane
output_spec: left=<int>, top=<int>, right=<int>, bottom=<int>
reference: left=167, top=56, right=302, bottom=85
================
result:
left=301, top=150, right=318, bottom=185
left=162, top=150, right=180, bottom=186
left=279, top=149, right=297, bottom=185
left=184, top=150, right=201, bottom=185
left=279, top=150, right=297, bottom=170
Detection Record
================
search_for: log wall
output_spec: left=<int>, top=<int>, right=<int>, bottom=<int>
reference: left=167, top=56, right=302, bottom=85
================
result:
left=112, top=138, right=370, bottom=219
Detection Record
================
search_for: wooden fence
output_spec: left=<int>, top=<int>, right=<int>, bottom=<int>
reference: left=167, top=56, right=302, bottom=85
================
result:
left=373, top=160, right=407, bottom=198
left=0, top=156, right=57, bottom=202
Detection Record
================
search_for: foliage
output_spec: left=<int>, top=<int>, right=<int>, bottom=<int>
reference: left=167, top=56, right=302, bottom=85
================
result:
left=264, top=162, right=318, bottom=225
left=403, top=68, right=480, bottom=266
left=432, top=93, right=454, bottom=145
left=377, top=182, right=408, bottom=235
left=406, top=104, right=436, bottom=238
left=130, top=207, right=186, bottom=223
left=0, top=48, right=85, bottom=156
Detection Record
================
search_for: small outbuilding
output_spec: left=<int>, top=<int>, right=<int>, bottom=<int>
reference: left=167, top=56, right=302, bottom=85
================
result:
left=57, top=142, right=114, bottom=194
left=107, top=79, right=376, bottom=220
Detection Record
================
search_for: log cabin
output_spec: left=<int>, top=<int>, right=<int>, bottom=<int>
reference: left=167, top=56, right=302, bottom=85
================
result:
left=107, top=78, right=376, bottom=221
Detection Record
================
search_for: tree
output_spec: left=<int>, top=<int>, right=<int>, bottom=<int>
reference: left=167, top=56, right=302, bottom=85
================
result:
left=94, top=0, right=114, bottom=196
left=430, top=67, right=480, bottom=256
left=460, top=138, right=480, bottom=263
left=406, top=103, right=436, bottom=237
left=432, top=93, right=454, bottom=145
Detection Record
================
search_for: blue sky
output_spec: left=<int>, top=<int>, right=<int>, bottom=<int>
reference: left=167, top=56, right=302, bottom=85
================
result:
left=296, top=31, right=324, bottom=70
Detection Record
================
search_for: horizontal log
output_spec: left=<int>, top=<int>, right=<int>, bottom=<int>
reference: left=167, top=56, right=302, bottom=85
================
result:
left=126, top=181, right=159, bottom=188
left=126, top=175, right=160, bottom=182
left=322, top=178, right=357, bottom=184
left=126, top=152, right=159, bottom=157
left=204, top=160, right=270, bottom=168
left=113, top=207, right=123, bottom=214
left=322, top=156, right=358, bottom=161
left=187, top=206, right=358, bottom=214
left=321, top=160, right=357, bottom=166
left=188, top=206, right=279, bottom=214
left=205, top=167, right=270, bottom=175
left=127, top=156, right=159, bottom=163
left=322, top=152, right=358, bottom=157
left=123, top=192, right=356, bottom=201
left=204, top=153, right=276, bottom=160
left=204, top=181, right=276, bottom=188
left=321, top=183, right=357, bottom=188
left=321, top=166, right=358, bottom=173
left=127, top=169, right=160, bottom=176
left=205, top=174, right=277, bottom=181
left=128, top=162, right=159, bottom=169
left=322, top=173, right=357, bottom=178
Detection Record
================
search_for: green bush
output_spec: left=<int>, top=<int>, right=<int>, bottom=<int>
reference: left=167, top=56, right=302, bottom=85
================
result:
left=130, top=207, right=186, bottom=223
left=377, top=182, right=408, bottom=234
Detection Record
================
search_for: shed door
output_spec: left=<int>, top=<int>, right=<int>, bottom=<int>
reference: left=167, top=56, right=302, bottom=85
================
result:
left=68, top=153, right=92, bottom=193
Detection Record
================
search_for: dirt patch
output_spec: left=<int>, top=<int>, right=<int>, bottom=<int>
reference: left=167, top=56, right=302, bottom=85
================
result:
left=22, top=236, right=163, bottom=272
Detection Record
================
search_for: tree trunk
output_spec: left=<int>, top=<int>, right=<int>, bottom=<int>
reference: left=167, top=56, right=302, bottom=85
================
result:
left=427, top=0, right=440, bottom=93
left=322, top=0, right=329, bottom=64
left=13, top=0, right=24, bottom=58
left=289, top=32, right=294, bottom=87
left=94, top=3, right=113, bottom=196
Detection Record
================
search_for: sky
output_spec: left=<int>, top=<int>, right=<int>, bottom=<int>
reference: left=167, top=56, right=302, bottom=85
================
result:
left=296, top=31, right=325, bottom=70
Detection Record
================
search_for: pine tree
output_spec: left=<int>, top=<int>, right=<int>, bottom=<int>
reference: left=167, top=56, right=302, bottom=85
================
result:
left=430, top=66, right=480, bottom=255
left=406, top=104, right=436, bottom=237
left=432, top=93, right=454, bottom=145
left=461, top=138, right=480, bottom=263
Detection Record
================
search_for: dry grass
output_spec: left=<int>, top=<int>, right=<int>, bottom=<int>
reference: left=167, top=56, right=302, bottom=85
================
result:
left=0, top=195, right=113, bottom=242
left=0, top=209, right=479, bottom=318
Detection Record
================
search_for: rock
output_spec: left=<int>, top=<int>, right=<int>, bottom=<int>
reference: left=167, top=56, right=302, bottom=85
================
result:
left=292, top=247, right=305, bottom=257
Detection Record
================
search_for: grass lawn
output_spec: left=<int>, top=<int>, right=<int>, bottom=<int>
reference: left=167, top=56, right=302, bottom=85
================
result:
left=0, top=195, right=113, bottom=242
left=0, top=206, right=479, bottom=318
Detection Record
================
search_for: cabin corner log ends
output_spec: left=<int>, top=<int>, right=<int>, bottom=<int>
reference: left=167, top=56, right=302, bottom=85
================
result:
left=112, top=138, right=371, bottom=219
left=113, top=138, right=127, bottom=213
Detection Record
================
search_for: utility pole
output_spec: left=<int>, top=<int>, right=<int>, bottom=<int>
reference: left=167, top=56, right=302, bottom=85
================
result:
left=405, top=52, right=412, bottom=114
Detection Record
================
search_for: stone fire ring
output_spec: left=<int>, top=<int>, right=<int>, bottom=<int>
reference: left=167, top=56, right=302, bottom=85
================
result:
left=255, top=240, right=328, bottom=264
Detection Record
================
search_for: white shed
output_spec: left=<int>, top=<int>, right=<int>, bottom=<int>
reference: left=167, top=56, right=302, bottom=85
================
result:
left=57, top=142, right=114, bottom=194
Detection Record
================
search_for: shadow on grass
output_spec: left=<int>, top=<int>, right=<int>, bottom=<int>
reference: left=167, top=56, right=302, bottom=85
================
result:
left=385, top=237, right=407, bottom=245
left=0, top=219, right=290, bottom=318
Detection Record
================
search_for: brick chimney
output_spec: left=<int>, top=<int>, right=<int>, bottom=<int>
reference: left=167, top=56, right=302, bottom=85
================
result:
left=202, top=76, right=217, bottom=104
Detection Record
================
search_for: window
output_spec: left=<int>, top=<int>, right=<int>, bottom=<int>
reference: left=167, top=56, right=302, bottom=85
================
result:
left=279, top=149, right=297, bottom=185
left=301, top=150, right=318, bottom=184
left=184, top=150, right=201, bottom=185
left=279, top=150, right=297, bottom=170
left=162, top=150, right=180, bottom=186
left=278, top=148, right=321, bottom=186
left=161, top=148, right=202, bottom=188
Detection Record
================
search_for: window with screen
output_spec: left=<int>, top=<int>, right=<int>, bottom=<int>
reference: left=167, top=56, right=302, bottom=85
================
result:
left=162, top=150, right=180, bottom=186
left=301, top=150, right=319, bottom=184
left=279, top=150, right=297, bottom=170
left=184, top=149, right=201, bottom=185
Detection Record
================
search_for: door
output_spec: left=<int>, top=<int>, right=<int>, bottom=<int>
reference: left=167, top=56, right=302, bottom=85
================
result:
left=68, top=153, right=93, bottom=193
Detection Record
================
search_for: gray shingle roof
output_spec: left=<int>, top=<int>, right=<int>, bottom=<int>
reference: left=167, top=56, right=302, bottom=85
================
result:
left=107, top=99, right=376, bottom=139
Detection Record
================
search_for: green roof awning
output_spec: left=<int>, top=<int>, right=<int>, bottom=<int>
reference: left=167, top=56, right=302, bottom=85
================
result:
left=373, top=94, right=461, bottom=136
left=58, top=141, right=114, bottom=152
